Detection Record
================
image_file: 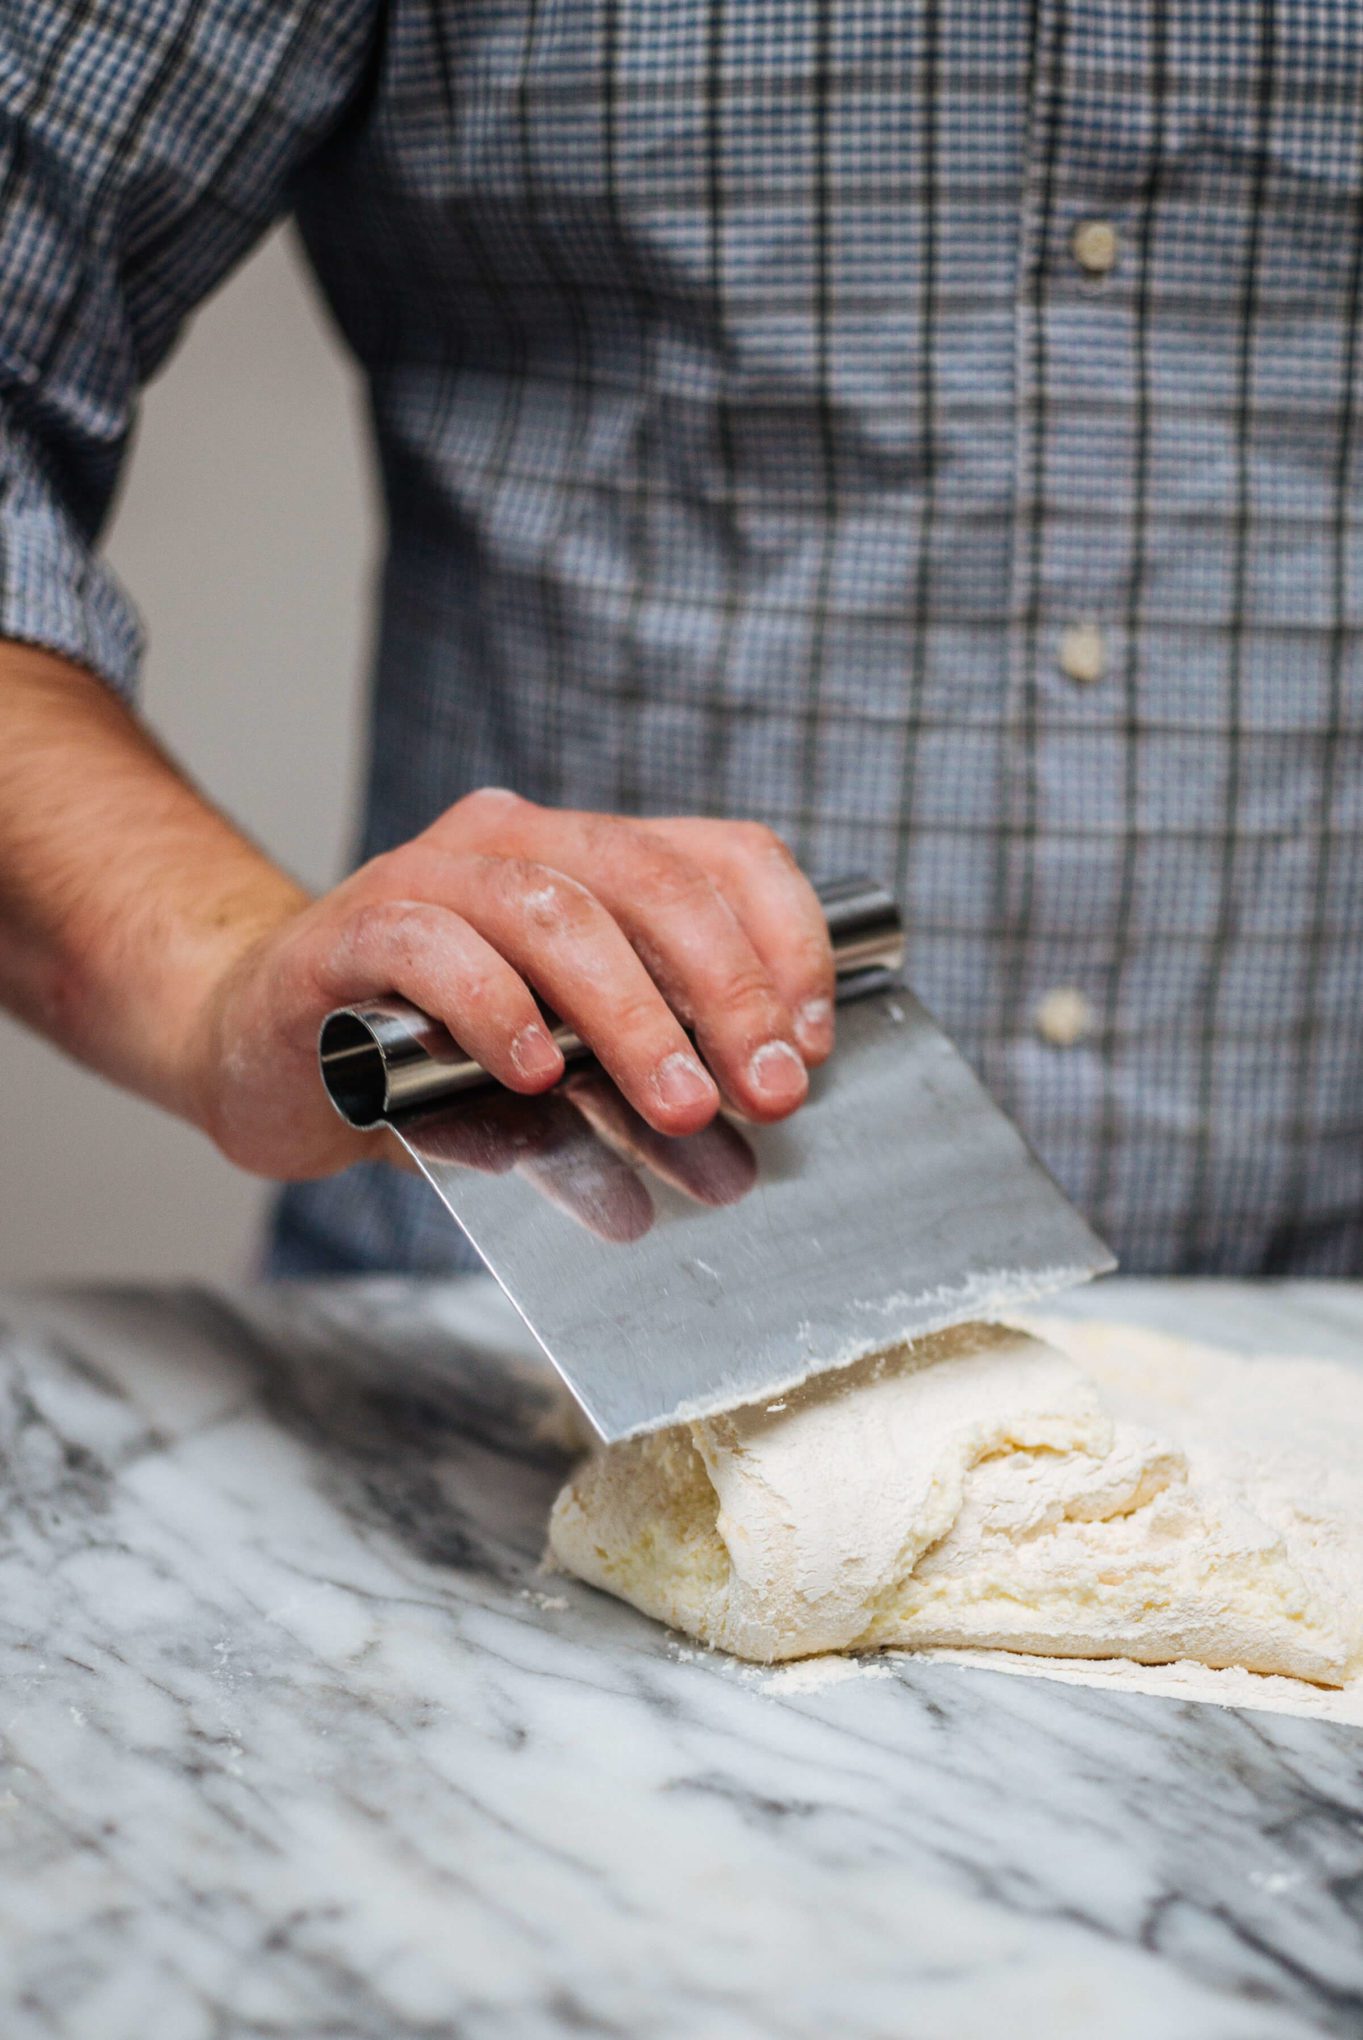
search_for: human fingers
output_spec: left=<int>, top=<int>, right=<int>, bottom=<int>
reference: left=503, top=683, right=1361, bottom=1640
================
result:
left=640, top=816, right=836, bottom=1062
left=426, top=795, right=807, bottom=1122
left=351, top=844, right=720, bottom=1136
left=310, top=896, right=566, bottom=1094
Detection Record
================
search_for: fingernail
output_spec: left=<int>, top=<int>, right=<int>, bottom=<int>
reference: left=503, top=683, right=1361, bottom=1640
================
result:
left=510, top=1022, right=563, bottom=1082
left=748, top=1038, right=808, bottom=1103
left=652, top=1050, right=717, bottom=1113
left=794, top=996, right=834, bottom=1055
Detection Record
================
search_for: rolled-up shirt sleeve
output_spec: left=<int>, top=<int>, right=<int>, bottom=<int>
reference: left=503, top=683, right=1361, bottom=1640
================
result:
left=0, top=0, right=379, bottom=697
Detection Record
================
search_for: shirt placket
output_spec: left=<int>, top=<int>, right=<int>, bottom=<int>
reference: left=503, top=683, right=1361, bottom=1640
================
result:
left=1000, top=0, right=1154, bottom=1205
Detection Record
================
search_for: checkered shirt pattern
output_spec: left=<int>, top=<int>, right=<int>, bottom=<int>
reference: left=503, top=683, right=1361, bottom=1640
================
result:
left=3, top=0, right=1363, bottom=1276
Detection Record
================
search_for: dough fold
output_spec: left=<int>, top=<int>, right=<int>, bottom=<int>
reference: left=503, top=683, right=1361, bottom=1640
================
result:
left=547, top=1319, right=1363, bottom=1680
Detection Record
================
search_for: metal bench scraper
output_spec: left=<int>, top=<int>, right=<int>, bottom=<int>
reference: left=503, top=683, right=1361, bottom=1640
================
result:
left=318, top=876, right=1114, bottom=1440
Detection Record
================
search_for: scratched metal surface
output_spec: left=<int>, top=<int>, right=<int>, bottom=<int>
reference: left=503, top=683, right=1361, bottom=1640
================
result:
left=394, top=987, right=1113, bottom=1439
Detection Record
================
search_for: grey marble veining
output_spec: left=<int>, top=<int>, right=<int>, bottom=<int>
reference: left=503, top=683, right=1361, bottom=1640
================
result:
left=1, top=1277, right=1361, bottom=2039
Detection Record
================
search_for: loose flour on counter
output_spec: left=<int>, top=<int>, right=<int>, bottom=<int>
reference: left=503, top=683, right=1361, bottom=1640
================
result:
left=547, top=1318, right=1363, bottom=1718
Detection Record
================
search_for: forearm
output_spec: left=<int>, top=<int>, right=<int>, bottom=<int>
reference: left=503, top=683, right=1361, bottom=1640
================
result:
left=0, top=642, right=307, bottom=1125
left=0, top=643, right=831, bottom=1186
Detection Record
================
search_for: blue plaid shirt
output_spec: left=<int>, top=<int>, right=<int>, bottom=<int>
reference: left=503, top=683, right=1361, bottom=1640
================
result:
left=4, top=1, right=1363, bottom=1275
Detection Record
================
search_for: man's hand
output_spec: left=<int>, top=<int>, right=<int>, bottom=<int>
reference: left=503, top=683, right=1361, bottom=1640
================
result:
left=191, top=790, right=835, bottom=1179
left=1, top=647, right=834, bottom=1185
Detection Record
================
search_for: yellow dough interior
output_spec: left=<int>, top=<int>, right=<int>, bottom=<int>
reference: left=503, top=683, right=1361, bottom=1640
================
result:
left=548, top=1320, right=1363, bottom=1679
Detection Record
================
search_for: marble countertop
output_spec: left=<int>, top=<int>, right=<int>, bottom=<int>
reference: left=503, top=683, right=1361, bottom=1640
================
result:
left=1, top=1277, right=1361, bottom=2039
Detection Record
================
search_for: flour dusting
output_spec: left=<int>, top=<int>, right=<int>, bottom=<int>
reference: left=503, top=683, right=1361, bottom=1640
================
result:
left=550, top=1315, right=1363, bottom=1723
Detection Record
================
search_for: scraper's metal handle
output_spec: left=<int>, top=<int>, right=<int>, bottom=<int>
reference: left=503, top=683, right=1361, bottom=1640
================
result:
left=319, top=874, right=903, bottom=1132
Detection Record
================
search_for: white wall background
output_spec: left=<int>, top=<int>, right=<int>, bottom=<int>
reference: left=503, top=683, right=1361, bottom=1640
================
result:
left=0, top=229, right=376, bottom=1283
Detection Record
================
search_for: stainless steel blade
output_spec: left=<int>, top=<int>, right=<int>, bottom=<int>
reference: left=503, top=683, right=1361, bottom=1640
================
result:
left=361, top=986, right=1115, bottom=1441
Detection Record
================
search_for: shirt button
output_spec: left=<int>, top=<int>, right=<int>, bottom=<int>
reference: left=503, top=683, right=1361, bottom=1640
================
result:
left=1070, top=218, right=1120, bottom=276
left=1033, top=986, right=1096, bottom=1048
left=1057, top=622, right=1108, bottom=685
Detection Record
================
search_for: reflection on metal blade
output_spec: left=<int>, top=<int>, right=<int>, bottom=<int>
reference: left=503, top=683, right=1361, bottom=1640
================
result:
left=392, top=988, right=1115, bottom=1442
